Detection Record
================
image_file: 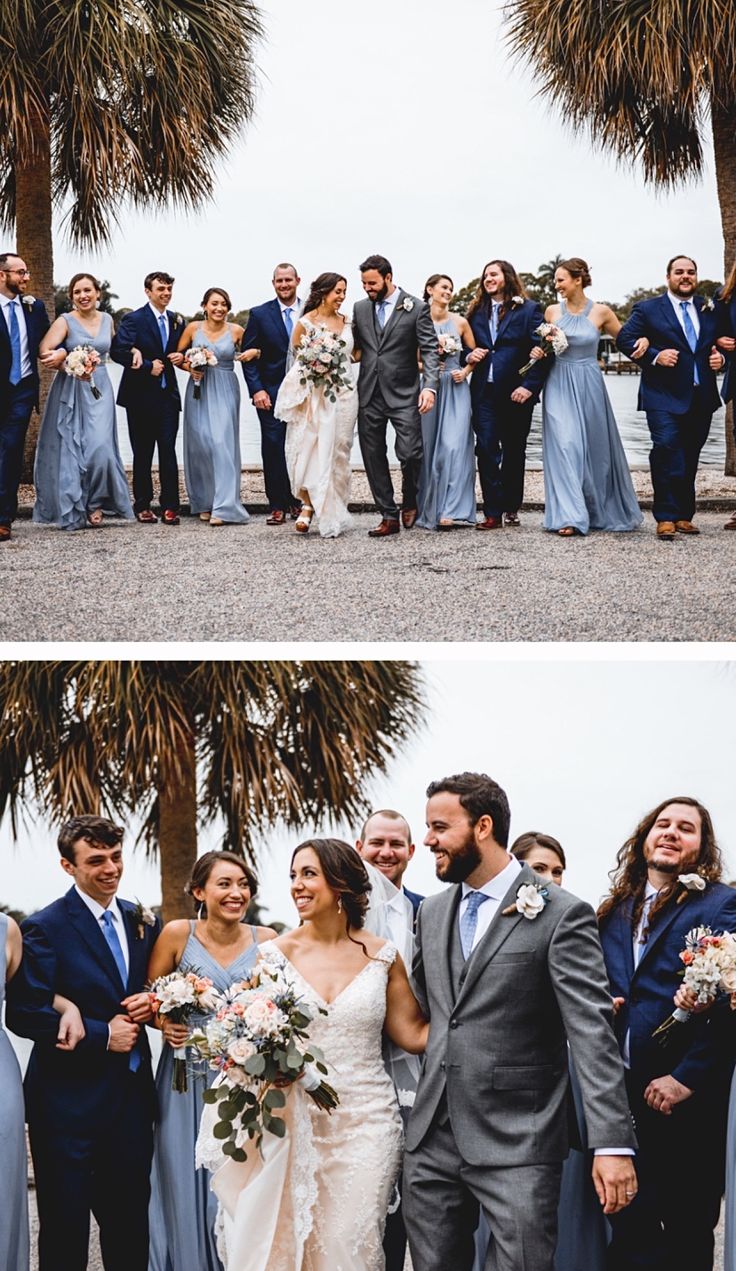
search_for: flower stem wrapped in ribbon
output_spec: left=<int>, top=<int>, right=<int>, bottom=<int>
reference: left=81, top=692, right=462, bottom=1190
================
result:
left=186, top=346, right=218, bottom=399
left=190, top=957, right=338, bottom=1161
left=518, top=323, right=568, bottom=377
left=149, top=970, right=221, bottom=1092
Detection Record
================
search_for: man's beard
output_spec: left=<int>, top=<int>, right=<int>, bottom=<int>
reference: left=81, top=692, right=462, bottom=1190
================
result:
left=372, top=282, right=389, bottom=304
left=649, top=854, right=680, bottom=874
left=436, top=831, right=483, bottom=884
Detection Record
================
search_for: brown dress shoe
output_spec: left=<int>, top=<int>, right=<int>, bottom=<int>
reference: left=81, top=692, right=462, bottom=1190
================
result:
left=368, top=518, right=400, bottom=538
left=135, top=509, right=158, bottom=524
left=161, top=509, right=180, bottom=525
left=675, top=520, right=699, bottom=534
left=476, top=516, right=503, bottom=530
left=266, top=509, right=286, bottom=525
left=401, top=508, right=417, bottom=529
left=656, top=521, right=676, bottom=540
left=0, top=525, right=11, bottom=542
left=725, top=513, right=736, bottom=531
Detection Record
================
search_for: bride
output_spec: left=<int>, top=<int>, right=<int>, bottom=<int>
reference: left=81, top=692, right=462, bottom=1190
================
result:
left=197, top=838, right=428, bottom=1270
left=274, top=274, right=357, bottom=537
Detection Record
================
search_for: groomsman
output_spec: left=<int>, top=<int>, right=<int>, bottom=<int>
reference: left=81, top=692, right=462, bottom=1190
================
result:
left=7, top=816, right=160, bottom=1271
left=241, top=263, right=301, bottom=523
left=617, top=256, right=724, bottom=539
left=0, top=251, right=50, bottom=541
left=357, top=809, right=425, bottom=1271
left=598, top=796, right=736, bottom=1270
left=111, top=270, right=185, bottom=525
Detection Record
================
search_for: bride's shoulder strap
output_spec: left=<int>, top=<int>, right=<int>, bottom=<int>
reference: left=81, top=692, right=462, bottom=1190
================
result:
left=376, top=940, right=398, bottom=967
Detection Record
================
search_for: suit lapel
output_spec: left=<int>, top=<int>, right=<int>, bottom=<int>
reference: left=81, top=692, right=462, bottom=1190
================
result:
left=434, top=887, right=461, bottom=1012
left=379, top=289, right=406, bottom=343
left=143, top=304, right=165, bottom=353
left=454, top=863, right=536, bottom=1006
left=633, top=896, right=683, bottom=975
left=658, top=294, right=690, bottom=350
left=269, top=299, right=289, bottom=351
left=64, top=887, right=127, bottom=996
left=120, top=900, right=144, bottom=993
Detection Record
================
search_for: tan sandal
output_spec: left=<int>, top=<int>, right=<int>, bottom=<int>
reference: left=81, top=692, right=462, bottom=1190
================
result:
left=295, top=506, right=314, bottom=533
left=557, top=526, right=576, bottom=537
left=199, top=511, right=211, bottom=522
left=87, top=509, right=103, bottom=527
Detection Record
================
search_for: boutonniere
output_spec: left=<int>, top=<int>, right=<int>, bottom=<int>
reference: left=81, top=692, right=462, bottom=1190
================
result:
left=701, top=297, right=715, bottom=312
left=502, top=881, right=550, bottom=919
left=399, top=297, right=414, bottom=313
left=510, top=296, right=524, bottom=308
left=676, top=873, right=706, bottom=903
left=22, top=294, right=36, bottom=308
left=133, top=898, right=156, bottom=939
left=174, top=312, right=184, bottom=327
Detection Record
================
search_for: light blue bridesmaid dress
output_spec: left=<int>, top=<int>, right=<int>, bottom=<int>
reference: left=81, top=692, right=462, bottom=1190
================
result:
left=542, top=300, right=642, bottom=534
left=417, top=318, right=476, bottom=528
left=0, top=912, right=30, bottom=1270
left=183, top=327, right=249, bottom=524
left=33, top=310, right=134, bottom=530
left=148, top=923, right=260, bottom=1271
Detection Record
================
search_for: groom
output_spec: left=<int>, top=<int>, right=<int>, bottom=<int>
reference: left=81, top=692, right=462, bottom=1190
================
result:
left=353, top=254, right=439, bottom=537
left=7, top=815, right=160, bottom=1271
left=403, top=772, right=637, bottom=1271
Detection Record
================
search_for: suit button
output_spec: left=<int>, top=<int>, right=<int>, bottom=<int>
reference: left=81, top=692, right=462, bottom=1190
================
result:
left=440, top=1061, right=446, bottom=1071
left=449, top=1020, right=458, bottom=1029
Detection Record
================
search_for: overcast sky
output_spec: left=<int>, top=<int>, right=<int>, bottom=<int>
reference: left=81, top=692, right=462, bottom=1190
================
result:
left=47, top=0, right=726, bottom=316
left=2, top=658, right=734, bottom=924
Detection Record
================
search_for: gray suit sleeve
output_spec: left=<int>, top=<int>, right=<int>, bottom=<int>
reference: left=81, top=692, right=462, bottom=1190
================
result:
left=410, top=902, right=430, bottom=1019
left=548, top=899, right=636, bottom=1150
left=416, top=302, right=440, bottom=391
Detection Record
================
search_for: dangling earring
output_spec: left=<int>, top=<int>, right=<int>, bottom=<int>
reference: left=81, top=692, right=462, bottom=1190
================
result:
left=197, top=903, right=205, bottom=920
left=337, top=896, right=343, bottom=914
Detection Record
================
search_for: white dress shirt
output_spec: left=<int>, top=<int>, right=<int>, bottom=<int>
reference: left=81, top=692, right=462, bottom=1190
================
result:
left=622, top=882, right=658, bottom=1068
left=148, top=301, right=169, bottom=346
left=1, top=293, right=32, bottom=379
left=667, top=290, right=700, bottom=341
left=458, top=854, right=522, bottom=952
left=375, top=285, right=402, bottom=327
left=385, top=888, right=416, bottom=966
left=74, top=885, right=130, bottom=974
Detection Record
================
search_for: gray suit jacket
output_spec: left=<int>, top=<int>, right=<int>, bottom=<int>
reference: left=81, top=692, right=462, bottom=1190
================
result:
left=353, top=290, right=439, bottom=409
left=406, top=863, right=636, bottom=1167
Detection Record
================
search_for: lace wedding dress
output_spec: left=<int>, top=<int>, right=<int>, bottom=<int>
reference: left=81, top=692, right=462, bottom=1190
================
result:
left=274, top=318, right=357, bottom=538
left=197, top=940, right=403, bottom=1270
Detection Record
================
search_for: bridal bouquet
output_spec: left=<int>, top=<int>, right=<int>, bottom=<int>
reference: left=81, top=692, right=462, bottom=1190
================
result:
left=519, top=323, right=568, bottom=376
left=186, top=347, right=218, bottom=399
left=64, top=345, right=102, bottom=399
left=437, top=332, right=462, bottom=360
left=190, top=958, right=338, bottom=1161
left=149, top=970, right=221, bottom=1092
left=296, top=328, right=352, bottom=403
left=652, top=926, right=736, bottom=1046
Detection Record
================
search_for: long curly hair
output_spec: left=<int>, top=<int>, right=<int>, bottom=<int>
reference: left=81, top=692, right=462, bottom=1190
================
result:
left=466, top=259, right=528, bottom=321
left=302, top=273, right=346, bottom=319
left=597, top=796, right=722, bottom=938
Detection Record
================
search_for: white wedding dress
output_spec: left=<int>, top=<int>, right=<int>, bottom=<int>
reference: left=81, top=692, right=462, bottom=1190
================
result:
left=274, top=318, right=357, bottom=538
left=197, top=940, right=403, bottom=1271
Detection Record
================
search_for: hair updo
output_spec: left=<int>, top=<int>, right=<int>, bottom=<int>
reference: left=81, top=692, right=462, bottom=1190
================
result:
left=511, top=831, right=567, bottom=871
left=423, top=273, right=454, bottom=301
left=290, top=837, right=371, bottom=930
left=303, top=273, right=346, bottom=317
left=185, top=850, right=258, bottom=917
left=68, top=272, right=101, bottom=301
left=558, top=258, right=592, bottom=288
left=201, top=287, right=232, bottom=311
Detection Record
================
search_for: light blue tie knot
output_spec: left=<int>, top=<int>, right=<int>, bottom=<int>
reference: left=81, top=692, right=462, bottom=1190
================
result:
left=460, top=890, right=490, bottom=959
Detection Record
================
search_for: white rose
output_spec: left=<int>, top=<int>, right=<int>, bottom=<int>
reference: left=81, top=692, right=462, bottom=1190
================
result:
left=515, top=883, right=546, bottom=920
left=678, top=873, right=706, bottom=891
left=227, top=1037, right=256, bottom=1064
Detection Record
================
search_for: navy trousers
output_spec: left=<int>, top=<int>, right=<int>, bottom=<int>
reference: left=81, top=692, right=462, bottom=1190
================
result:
left=256, top=404, right=296, bottom=512
left=473, top=382, right=534, bottom=518
left=0, top=377, right=36, bottom=524
left=125, top=398, right=180, bottom=513
left=645, top=392, right=712, bottom=522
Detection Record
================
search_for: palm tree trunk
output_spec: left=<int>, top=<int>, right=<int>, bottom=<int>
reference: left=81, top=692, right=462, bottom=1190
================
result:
left=15, top=94, right=55, bottom=481
left=712, top=100, right=736, bottom=477
left=158, top=721, right=198, bottom=923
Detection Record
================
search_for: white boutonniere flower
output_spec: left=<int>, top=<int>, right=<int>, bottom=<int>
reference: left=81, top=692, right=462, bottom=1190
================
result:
left=22, top=294, right=36, bottom=308
left=400, top=297, right=414, bottom=312
left=679, top=873, right=706, bottom=892
left=511, top=296, right=524, bottom=308
left=503, top=881, right=549, bottom=919
left=133, top=898, right=156, bottom=939
left=701, top=297, right=715, bottom=312
left=175, top=312, right=184, bottom=327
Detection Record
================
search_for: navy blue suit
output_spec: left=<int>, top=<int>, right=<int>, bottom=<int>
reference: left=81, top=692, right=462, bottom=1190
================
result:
left=111, top=305, right=186, bottom=513
left=241, top=298, right=298, bottom=512
left=467, top=298, right=547, bottom=518
left=617, top=294, right=722, bottom=523
left=7, top=888, right=160, bottom=1271
left=403, top=885, right=424, bottom=928
left=0, top=296, right=50, bottom=525
left=599, top=883, right=736, bottom=1269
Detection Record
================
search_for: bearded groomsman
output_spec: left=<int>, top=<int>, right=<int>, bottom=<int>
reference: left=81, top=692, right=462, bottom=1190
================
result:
left=111, top=270, right=185, bottom=525
left=0, top=251, right=50, bottom=542
left=353, top=255, right=439, bottom=537
left=617, top=255, right=724, bottom=540
left=598, top=796, right=736, bottom=1271
left=241, top=263, right=302, bottom=523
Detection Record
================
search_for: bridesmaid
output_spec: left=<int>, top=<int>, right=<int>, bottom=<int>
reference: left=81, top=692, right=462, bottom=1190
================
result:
left=416, top=274, right=477, bottom=530
left=147, top=851, right=276, bottom=1271
left=33, top=273, right=134, bottom=529
left=176, top=288, right=260, bottom=526
left=0, top=911, right=29, bottom=1270
left=715, top=259, right=736, bottom=530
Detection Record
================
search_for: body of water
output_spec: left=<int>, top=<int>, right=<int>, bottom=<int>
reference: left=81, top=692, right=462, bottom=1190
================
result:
left=102, top=363, right=728, bottom=469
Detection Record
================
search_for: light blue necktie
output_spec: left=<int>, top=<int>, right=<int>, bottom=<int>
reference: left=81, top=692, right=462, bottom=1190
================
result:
left=158, top=312, right=168, bottom=388
left=460, top=891, right=490, bottom=959
left=101, top=910, right=140, bottom=1070
left=376, top=300, right=387, bottom=329
left=283, top=307, right=293, bottom=338
left=8, top=300, right=22, bottom=385
left=680, top=301, right=699, bottom=385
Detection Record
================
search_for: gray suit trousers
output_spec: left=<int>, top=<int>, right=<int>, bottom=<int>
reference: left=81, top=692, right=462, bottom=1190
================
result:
left=403, top=1109, right=561, bottom=1271
left=358, top=385, right=423, bottom=518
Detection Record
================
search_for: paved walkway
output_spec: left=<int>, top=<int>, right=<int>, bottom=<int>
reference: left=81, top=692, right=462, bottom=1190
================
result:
left=3, top=507, right=735, bottom=643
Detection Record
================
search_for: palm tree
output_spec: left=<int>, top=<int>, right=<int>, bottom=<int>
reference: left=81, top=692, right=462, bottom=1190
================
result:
left=0, top=661, right=425, bottom=921
left=504, top=0, right=736, bottom=473
left=0, top=0, right=262, bottom=455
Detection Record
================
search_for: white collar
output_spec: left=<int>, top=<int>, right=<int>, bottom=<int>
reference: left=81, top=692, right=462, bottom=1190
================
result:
left=668, top=291, right=695, bottom=308
left=149, top=302, right=168, bottom=320
left=461, top=853, right=522, bottom=900
left=0, top=293, right=19, bottom=308
left=74, top=884, right=123, bottom=924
